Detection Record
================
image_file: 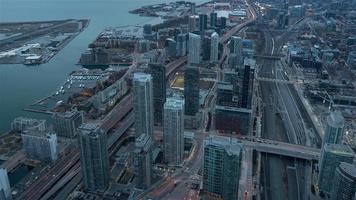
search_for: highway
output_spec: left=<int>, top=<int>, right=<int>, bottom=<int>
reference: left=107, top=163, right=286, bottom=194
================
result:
left=258, top=16, right=317, bottom=200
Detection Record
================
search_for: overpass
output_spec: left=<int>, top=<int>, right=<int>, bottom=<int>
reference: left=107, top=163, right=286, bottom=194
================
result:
left=253, top=54, right=282, bottom=60
left=237, top=136, right=320, bottom=160
left=216, top=134, right=320, bottom=160
left=256, top=77, right=295, bottom=84
left=165, top=57, right=187, bottom=77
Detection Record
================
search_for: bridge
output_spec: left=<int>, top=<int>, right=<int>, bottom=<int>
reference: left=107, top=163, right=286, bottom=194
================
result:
left=165, top=57, right=187, bottom=77
left=256, top=77, right=295, bottom=84
left=254, top=54, right=282, bottom=60
left=217, top=134, right=320, bottom=160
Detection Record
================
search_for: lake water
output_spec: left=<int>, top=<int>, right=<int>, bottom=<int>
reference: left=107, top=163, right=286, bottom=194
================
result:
left=0, top=0, right=205, bottom=132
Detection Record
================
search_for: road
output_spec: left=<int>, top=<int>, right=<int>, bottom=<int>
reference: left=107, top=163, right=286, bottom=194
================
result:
left=258, top=16, right=317, bottom=200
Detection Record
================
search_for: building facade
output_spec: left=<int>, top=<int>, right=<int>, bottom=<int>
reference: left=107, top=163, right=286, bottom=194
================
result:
left=210, top=32, right=219, bottom=63
left=331, top=162, right=356, bottom=200
left=318, top=143, right=354, bottom=196
left=188, top=33, right=201, bottom=65
left=134, top=133, right=153, bottom=190
left=324, top=111, right=344, bottom=145
left=53, top=110, right=83, bottom=138
left=0, top=169, right=11, bottom=200
left=163, top=98, right=184, bottom=166
left=11, top=117, right=46, bottom=132
left=148, top=63, right=166, bottom=125
left=78, top=123, right=110, bottom=192
left=21, top=130, right=58, bottom=162
left=203, top=135, right=242, bottom=200
left=133, top=73, right=154, bottom=138
left=184, top=66, right=200, bottom=116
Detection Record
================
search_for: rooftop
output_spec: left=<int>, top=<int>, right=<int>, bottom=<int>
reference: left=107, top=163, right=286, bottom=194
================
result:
left=327, top=110, right=345, bottom=128
left=204, top=135, right=242, bottom=155
left=133, top=73, right=152, bottom=83
left=164, top=97, right=184, bottom=109
left=338, top=162, right=356, bottom=179
left=324, top=143, right=354, bottom=156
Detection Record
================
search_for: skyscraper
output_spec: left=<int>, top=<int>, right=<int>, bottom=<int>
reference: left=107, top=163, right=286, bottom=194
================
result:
left=21, top=129, right=58, bottom=162
left=53, top=110, right=83, bottom=138
left=331, top=162, right=356, bottom=200
left=78, top=123, right=110, bottom=192
left=241, top=59, right=255, bottom=109
left=133, top=73, right=154, bottom=138
left=0, top=169, right=11, bottom=200
left=230, top=36, right=243, bottom=66
left=165, top=38, right=177, bottom=58
left=163, top=98, right=184, bottom=166
left=202, top=36, right=211, bottom=61
left=210, top=32, right=219, bottom=63
left=318, top=143, right=354, bottom=196
left=188, top=33, right=201, bottom=65
left=184, top=66, right=200, bottom=116
left=148, top=63, right=166, bottom=125
left=199, top=14, right=208, bottom=32
left=210, top=12, right=218, bottom=27
left=188, top=15, right=199, bottom=32
left=176, top=34, right=187, bottom=57
left=134, top=133, right=153, bottom=190
left=324, top=111, right=345, bottom=145
left=203, top=135, right=242, bottom=200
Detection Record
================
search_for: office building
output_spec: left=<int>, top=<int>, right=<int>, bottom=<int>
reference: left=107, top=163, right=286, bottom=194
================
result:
left=220, top=17, right=227, bottom=29
left=210, top=12, right=218, bottom=27
left=230, top=36, right=243, bottom=66
left=188, top=33, right=201, bottom=65
left=133, top=73, right=154, bottom=138
left=78, top=123, right=110, bottom=192
left=11, top=117, right=46, bottom=132
left=318, top=143, right=354, bottom=196
left=165, top=38, right=177, bottom=58
left=184, top=66, right=200, bottom=116
left=199, top=14, right=208, bottom=32
left=188, top=15, right=199, bottom=32
left=143, top=24, right=152, bottom=35
left=331, top=162, right=356, bottom=200
left=203, top=135, right=242, bottom=200
left=134, top=134, right=153, bottom=190
left=190, top=3, right=196, bottom=14
left=215, top=106, right=252, bottom=135
left=148, top=63, right=166, bottom=125
left=53, top=110, right=83, bottom=138
left=347, top=51, right=356, bottom=68
left=240, top=59, right=255, bottom=109
left=324, top=111, right=345, bottom=145
left=0, top=169, right=11, bottom=200
left=163, top=98, right=184, bottom=166
left=202, top=36, right=211, bottom=61
left=176, top=34, right=187, bottom=57
left=22, top=130, right=58, bottom=162
left=210, top=32, right=219, bottom=63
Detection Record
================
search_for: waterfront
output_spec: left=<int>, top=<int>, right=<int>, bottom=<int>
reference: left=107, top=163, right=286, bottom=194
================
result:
left=0, top=0, right=205, bottom=132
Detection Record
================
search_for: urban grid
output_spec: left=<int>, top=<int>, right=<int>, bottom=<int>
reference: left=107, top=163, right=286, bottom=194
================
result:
left=0, top=0, right=356, bottom=199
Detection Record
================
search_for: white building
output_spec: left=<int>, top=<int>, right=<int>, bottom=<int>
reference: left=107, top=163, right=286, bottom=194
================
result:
left=133, top=73, right=154, bottom=138
left=188, top=15, right=199, bottom=32
left=163, top=98, right=184, bottom=166
left=188, top=33, right=201, bottom=65
left=210, top=32, right=219, bottom=63
left=0, top=169, right=11, bottom=200
left=21, top=130, right=58, bottom=162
